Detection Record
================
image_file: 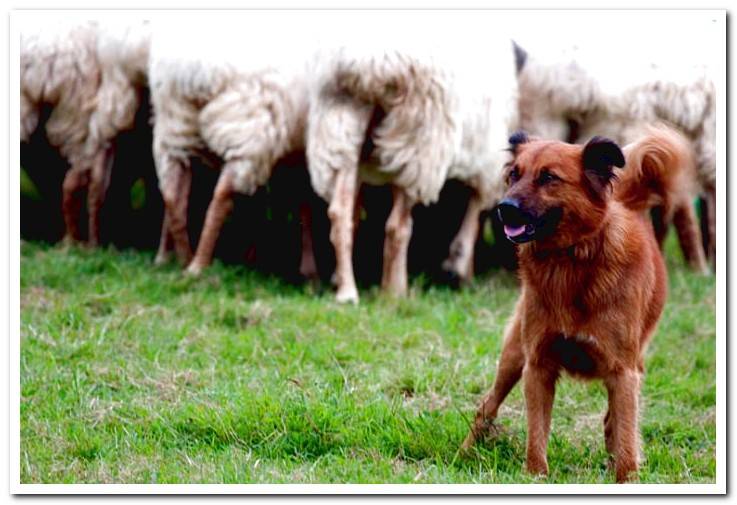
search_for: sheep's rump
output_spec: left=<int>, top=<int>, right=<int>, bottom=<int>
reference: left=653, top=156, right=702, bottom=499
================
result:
left=20, top=21, right=101, bottom=165
left=308, top=14, right=519, bottom=207
left=149, top=19, right=315, bottom=194
left=21, top=19, right=151, bottom=167
left=88, top=20, right=151, bottom=151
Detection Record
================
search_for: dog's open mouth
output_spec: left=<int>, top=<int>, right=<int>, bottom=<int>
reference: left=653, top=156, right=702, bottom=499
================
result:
left=497, top=200, right=561, bottom=245
left=503, top=223, right=536, bottom=243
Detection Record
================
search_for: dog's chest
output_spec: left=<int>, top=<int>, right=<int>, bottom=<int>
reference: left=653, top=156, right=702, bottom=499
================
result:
left=524, top=260, right=613, bottom=321
left=547, top=333, right=602, bottom=378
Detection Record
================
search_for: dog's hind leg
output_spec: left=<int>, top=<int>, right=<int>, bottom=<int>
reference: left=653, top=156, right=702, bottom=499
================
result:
left=462, top=314, right=524, bottom=450
left=673, top=199, right=708, bottom=274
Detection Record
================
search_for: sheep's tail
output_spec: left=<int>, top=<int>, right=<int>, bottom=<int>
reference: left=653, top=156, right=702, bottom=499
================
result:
left=616, top=123, right=696, bottom=213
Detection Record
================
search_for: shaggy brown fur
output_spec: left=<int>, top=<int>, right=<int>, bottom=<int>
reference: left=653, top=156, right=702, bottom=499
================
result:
left=618, top=126, right=707, bottom=274
left=461, top=126, right=691, bottom=482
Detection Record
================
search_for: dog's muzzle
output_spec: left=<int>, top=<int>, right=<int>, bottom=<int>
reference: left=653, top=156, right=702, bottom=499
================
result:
left=497, top=198, right=561, bottom=244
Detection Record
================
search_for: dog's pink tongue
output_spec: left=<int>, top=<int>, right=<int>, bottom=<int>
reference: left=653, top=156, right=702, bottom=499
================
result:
left=504, top=224, right=526, bottom=238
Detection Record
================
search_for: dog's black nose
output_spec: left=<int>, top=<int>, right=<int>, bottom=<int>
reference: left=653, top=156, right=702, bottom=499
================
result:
left=497, top=198, right=527, bottom=226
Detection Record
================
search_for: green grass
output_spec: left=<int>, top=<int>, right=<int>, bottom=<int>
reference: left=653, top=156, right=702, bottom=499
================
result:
left=19, top=234, right=716, bottom=484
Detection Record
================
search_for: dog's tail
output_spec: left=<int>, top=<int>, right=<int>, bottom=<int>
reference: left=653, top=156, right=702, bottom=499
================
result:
left=615, top=123, right=696, bottom=214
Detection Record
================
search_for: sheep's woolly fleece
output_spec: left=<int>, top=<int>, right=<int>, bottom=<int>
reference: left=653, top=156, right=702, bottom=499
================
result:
left=90, top=20, right=151, bottom=154
left=20, top=19, right=151, bottom=167
left=516, top=36, right=716, bottom=189
left=308, top=14, right=519, bottom=208
left=149, top=19, right=315, bottom=196
left=21, top=21, right=100, bottom=166
left=151, top=14, right=519, bottom=209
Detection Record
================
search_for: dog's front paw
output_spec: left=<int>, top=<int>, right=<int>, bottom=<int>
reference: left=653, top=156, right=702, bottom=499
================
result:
left=460, top=419, right=503, bottom=453
left=525, top=458, right=549, bottom=477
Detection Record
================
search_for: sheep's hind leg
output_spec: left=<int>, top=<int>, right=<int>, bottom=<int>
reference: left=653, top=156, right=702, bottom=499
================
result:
left=158, top=155, right=193, bottom=266
left=86, top=145, right=114, bottom=248
left=154, top=209, right=173, bottom=265
left=442, top=191, right=483, bottom=286
left=649, top=204, right=670, bottom=250
left=186, top=168, right=236, bottom=276
left=307, top=97, right=372, bottom=304
left=61, top=163, right=90, bottom=246
left=673, top=199, right=708, bottom=274
left=298, top=200, right=319, bottom=283
left=381, top=186, right=414, bottom=297
left=700, top=185, right=716, bottom=268
left=329, top=167, right=360, bottom=304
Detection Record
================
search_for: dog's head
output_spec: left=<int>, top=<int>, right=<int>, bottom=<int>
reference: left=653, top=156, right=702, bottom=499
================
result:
left=497, top=131, right=625, bottom=247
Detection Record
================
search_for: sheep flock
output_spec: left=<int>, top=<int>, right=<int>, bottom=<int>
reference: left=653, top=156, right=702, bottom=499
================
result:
left=20, top=13, right=718, bottom=303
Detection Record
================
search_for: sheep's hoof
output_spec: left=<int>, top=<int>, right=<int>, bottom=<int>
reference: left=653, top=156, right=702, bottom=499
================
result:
left=695, top=262, right=710, bottom=276
left=439, top=260, right=471, bottom=289
left=335, top=286, right=359, bottom=305
left=185, top=262, right=205, bottom=277
left=154, top=252, right=170, bottom=266
left=299, top=259, right=319, bottom=283
left=59, top=235, right=78, bottom=251
left=301, top=273, right=321, bottom=291
left=381, top=283, right=407, bottom=299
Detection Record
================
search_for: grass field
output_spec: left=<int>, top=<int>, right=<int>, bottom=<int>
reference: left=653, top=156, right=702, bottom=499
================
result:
left=19, top=234, right=716, bottom=484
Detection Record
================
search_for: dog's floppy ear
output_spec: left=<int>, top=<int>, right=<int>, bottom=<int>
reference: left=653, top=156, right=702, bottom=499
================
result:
left=582, top=136, right=625, bottom=194
left=508, top=130, right=530, bottom=155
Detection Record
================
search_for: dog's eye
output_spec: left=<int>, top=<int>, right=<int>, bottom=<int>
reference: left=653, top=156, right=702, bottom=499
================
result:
left=537, top=170, right=560, bottom=185
left=508, top=166, right=521, bottom=184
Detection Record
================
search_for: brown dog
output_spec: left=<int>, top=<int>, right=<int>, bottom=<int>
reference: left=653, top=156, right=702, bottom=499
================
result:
left=461, top=125, right=694, bottom=482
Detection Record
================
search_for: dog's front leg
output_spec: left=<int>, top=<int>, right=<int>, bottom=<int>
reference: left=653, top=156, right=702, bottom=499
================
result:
left=523, top=363, right=557, bottom=477
left=462, top=313, right=524, bottom=450
left=605, top=368, right=641, bottom=483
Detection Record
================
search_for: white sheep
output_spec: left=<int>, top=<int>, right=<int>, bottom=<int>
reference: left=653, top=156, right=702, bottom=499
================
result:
left=515, top=38, right=715, bottom=272
left=149, top=20, right=317, bottom=278
left=307, top=17, right=519, bottom=303
left=20, top=19, right=151, bottom=246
